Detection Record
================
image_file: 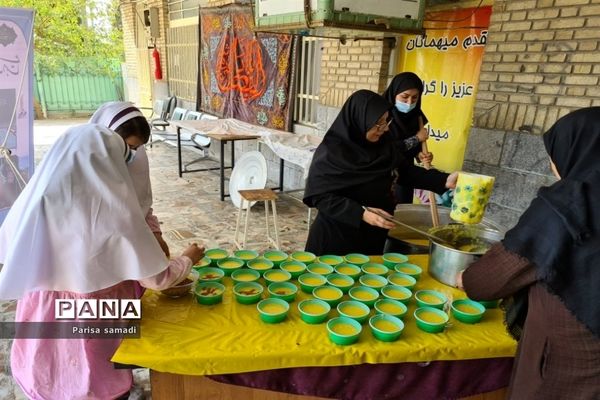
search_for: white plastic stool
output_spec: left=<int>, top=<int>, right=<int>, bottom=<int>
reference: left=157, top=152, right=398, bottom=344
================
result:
left=234, top=189, right=280, bottom=250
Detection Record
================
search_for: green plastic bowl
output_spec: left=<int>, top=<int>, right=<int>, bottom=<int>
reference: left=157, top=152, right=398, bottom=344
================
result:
left=374, top=298, right=408, bottom=319
left=312, top=285, right=344, bottom=306
left=414, top=306, right=449, bottom=333
left=247, top=257, right=274, bottom=274
left=451, top=299, right=486, bottom=324
left=233, top=282, right=264, bottom=305
left=231, top=268, right=261, bottom=284
left=205, top=248, right=229, bottom=266
left=359, top=274, right=388, bottom=291
left=262, top=250, right=288, bottom=267
left=387, top=272, right=417, bottom=290
left=393, top=263, right=423, bottom=280
left=369, top=314, right=405, bottom=342
left=343, top=253, right=370, bottom=266
left=334, top=263, right=362, bottom=279
left=268, top=281, right=298, bottom=302
left=382, top=252, right=409, bottom=268
left=327, top=317, right=362, bottom=345
left=298, top=299, right=331, bottom=324
left=197, top=267, right=225, bottom=283
left=414, top=290, right=448, bottom=310
left=234, top=249, right=259, bottom=264
left=290, top=251, right=316, bottom=264
left=348, top=286, right=380, bottom=307
left=475, top=299, right=500, bottom=309
left=298, top=273, right=327, bottom=294
left=192, top=256, right=211, bottom=270
left=306, top=262, right=334, bottom=276
left=263, top=269, right=292, bottom=284
left=317, top=255, right=344, bottom=267
left=217, top=257, right=244, bottom=276
left=326, top=273, right=355, bottom=294
left=360, top=263, right=389, bottom=277
left=194, top=282, right=225, bottom=305
left=257, top=298, right=289, bottom=323
left=280, top=260, right=307, bottom=279
left=337, top=300, right=371, bottom=324
left=381, top=285, right=412, bottom=304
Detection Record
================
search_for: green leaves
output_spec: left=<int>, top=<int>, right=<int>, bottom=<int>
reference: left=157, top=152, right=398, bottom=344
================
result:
left=5, top=0, right=123, bottom=74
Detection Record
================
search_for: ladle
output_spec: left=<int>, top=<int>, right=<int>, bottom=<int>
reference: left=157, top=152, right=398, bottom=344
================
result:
left=363, top=207, right=454, bottom=247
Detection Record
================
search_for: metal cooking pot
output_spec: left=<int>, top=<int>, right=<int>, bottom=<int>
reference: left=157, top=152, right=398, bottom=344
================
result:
left=384, top=205, right=505, bottom=287
left=428, top=225, right=504, bottom=287
left=384, top=205, right=503, bottom=254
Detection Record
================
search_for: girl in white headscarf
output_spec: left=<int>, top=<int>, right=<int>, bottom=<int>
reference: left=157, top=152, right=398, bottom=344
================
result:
left=90, top=101, right=170, bottom=259
left=0, top=110, right=204, bottom=399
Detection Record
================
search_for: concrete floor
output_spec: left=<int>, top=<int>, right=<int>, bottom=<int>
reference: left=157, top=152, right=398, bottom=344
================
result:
left=0, top=119, right=311, bottom=399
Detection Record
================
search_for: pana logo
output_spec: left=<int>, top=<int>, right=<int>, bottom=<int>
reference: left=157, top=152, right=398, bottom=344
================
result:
left=54, top=299, right=141, bottom=320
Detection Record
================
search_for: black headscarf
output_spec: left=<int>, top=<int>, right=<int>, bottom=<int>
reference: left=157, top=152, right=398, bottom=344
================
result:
left=502, top=107, right=600, bottom=338
left=303, top=90, right=395, bottom=205
left=382, top=72, right=429, bottom=145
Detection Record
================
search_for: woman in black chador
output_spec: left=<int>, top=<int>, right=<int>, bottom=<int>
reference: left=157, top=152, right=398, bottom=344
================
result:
left=383, top=72, right=433, bottom=204
left=303, top=90, right=456, bottom=256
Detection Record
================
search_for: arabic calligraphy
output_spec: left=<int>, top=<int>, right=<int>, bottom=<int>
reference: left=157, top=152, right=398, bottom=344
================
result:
left=406, top=35, right=459, bottom=51
left=422, top=80, right=474, bottom=99
left=427, top=126, right=450, bottom=142
left=215, top=33, right=267, bottom=103
left=0, top=55, right=20, bottom=77
left=405, top=30, right=487, bottom=52
left=461, top=30, right=488, bottom=50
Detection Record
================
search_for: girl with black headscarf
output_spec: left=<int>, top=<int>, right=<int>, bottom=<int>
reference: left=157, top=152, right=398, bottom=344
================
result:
left=459, top=107, right=600, bottom=399
left=303, top=90, right=456, bottom=256
left=383, top=72, right=433, bottom=203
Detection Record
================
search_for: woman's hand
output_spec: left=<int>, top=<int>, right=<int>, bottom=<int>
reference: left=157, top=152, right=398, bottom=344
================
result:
left=154, top=232, right=170, bottom=258
left=416, top=127, right=429, bottom=142
left=182, top=243, right=205, bottom=265
left=418, top=151, right=433, bottom=165
left=362, top=207, right=396, bottom=229
left=445, top=171, right=459, bottom=189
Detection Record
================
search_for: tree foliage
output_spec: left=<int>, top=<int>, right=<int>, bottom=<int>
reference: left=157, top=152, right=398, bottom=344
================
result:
left=2, top=0, right=124, bottom=75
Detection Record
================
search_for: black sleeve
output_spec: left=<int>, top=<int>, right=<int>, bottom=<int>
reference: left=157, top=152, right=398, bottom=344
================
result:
left=309, top=193, right=364, bottom=229
left=396, top=162, right=448, bottom=195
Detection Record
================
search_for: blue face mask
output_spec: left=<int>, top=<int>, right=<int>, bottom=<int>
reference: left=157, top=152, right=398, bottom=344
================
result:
left=125, top=147, right=137, bottom=165
left=395, top=101, right=417, bottom=114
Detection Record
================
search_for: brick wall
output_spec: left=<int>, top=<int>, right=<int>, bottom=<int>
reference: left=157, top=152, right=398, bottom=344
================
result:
left=319, top=38, right=393, bottom=108
left=474, top=0, right=600, bottom=134
left=465, top=0, right=600, bottom=229
left=120, top=1, right=137, bottom=92
left=120, top=0, right=170, bottom=107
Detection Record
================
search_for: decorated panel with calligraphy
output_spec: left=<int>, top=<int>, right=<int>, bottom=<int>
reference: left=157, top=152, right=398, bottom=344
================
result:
left=198, top=4, right=297, bottom=131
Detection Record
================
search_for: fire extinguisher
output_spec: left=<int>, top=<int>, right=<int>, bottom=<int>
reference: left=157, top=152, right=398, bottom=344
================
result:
left=152, top=48, right=163, bottom=80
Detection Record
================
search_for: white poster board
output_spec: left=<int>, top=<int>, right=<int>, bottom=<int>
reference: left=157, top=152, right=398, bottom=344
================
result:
left=0, top=7, right=34, bottom=226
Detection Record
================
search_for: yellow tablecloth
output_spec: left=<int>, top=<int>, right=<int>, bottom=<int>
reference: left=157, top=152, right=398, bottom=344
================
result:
left=112, top=255, right=516, bottom=375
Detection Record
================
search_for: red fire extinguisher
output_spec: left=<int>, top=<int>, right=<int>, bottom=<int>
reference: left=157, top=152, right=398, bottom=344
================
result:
left=152, top=48, right=163, bottom=80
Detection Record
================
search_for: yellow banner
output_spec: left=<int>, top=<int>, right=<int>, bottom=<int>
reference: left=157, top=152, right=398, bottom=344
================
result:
left=397, top=6, right=492, bottom=172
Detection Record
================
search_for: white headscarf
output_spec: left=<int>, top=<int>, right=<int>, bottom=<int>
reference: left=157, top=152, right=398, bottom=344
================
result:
left=89, top=102, right=153, bottom=214
left=0, top=124, right=168, bottom=299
